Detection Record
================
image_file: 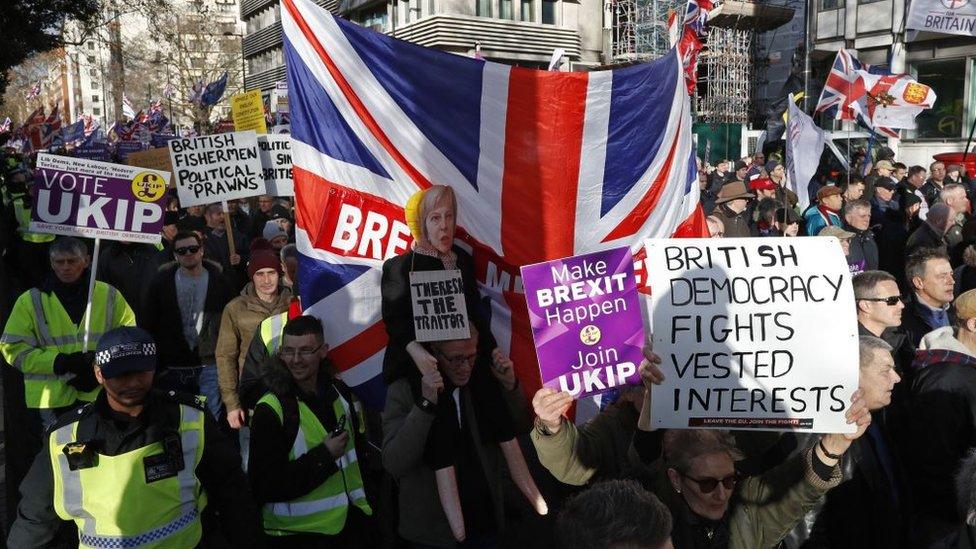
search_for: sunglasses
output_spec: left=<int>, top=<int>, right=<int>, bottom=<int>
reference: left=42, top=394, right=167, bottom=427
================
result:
left=681, top=472, right=741, bottom=493
left=857, top=296, right=904, bottom=306
left=175, top=245, right=201, bottom=256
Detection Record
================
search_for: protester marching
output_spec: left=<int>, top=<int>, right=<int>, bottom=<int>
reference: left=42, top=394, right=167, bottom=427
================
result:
left=0, top=0, right=975, bottom=547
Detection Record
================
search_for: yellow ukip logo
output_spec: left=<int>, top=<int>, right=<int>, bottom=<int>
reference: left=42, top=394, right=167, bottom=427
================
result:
left=131, top=172, right=167, bottom=202
left=903, top=83, right=929, bottom=105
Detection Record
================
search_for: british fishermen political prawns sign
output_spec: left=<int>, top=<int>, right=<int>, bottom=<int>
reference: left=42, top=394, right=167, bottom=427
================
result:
left=644, top=237, right=858, bottom=433
left=521, top=247, right=645, bottom=399
left=168, top=131, right=266, bottom=207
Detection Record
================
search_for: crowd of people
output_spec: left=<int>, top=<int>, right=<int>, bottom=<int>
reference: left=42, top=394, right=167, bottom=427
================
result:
left=0, top=141, right=975, bottom=548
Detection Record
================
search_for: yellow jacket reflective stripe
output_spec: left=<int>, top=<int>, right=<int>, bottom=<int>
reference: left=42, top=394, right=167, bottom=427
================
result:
left=257, top=391, right=372, bottom=535
left=12, top=196, right=55, bottom=243
left=0, top=283, right=136, bottom=408
left=260, top=312, right=288, bottom=356
left=49, top=405, right=208, bottom=548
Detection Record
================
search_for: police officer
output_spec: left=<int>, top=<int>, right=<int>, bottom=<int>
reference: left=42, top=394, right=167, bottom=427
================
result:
left=247, top=315, right=375, bottom=547
left=8, top=326, right=265, bottom=548
left=4, top=164, right=54, bottom=284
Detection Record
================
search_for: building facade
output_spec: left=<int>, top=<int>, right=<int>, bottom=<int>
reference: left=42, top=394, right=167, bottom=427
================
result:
left=241, top=0, right=603, bottom=96
left=810, top=0, right=976, bottom=166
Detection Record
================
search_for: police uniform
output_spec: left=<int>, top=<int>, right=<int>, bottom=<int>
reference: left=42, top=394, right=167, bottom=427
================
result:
left=7, top=327, right=264, bottom=549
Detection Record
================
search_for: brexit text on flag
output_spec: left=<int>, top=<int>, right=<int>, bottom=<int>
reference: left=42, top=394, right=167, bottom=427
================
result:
left=283, top=0, right=705, bottom=407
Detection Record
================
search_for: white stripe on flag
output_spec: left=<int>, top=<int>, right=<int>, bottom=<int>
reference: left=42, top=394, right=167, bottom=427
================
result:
left=574, top=70, right=612, bottom=253
left=473, top=61, right=510, bottom=253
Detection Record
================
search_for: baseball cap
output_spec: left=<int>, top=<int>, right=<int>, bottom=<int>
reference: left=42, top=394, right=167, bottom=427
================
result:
left=875, top=178, right=898, bottom=190
left=748, top=178, right=777, bottom=191
left=94, top=327, right=157, bottom=379
left=818, top=226, right=855, bottom=239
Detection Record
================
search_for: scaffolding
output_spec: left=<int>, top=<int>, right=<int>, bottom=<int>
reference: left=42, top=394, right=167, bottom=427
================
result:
left=611, top=0, right=680, bottom=61
left=696, top=26, right=754, bottom=124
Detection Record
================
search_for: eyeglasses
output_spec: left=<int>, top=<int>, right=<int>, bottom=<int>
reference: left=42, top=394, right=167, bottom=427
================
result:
left=857, top=296, right=905, bottom=306
left=438, top=352, right=477, bottom=368
left=279, top=345, right=323, bottom=359
left=175, top=245, right=201, bottom=255
left=680, top=472, right=741, bottom=493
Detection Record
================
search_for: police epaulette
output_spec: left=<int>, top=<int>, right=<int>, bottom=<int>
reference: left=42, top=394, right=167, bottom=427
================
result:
left=45, top=402, right=95, bottom=434
left=163, top=389, right=207, bottom=411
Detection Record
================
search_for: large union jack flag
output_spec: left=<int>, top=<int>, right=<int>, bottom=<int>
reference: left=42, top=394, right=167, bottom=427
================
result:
left=815, top=48, right=898, bottom=138
left=284, top=0, right=705, bottom=407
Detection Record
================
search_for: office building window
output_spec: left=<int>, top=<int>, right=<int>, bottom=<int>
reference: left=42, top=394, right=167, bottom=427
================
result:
left=521, top=0, right=533, bottom=21
left=501, top=0, right=513, bottom=19
left=90, top=68, right=98, bottom=76
left=819, top=0, right=843, bottom=9
left=93, top=107, right=100, bottom=115
left=91, top=80, right=98, bottom=89
left=912, top=58, right=967, bottom=138
left=542, top=0, right=555, bottom=23
left=92, top=94, right=99, bottom=102
left=87, top=55, right=95, bottom=64
left=477, top=0, right=491, bottom=17
left=87, top=42, right=94, bottom=50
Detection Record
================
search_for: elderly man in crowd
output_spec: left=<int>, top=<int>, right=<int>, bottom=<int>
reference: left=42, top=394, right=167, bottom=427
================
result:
left=805, top=186, right=843, bottom=236
left=904, top=289, right=976, bottom=545
left=710, top=182, right=754, bottom=238
left=922, top=161, right=949, bottom=205
left=906, top=203, right=953, bottom=258
left=902, top=248, right=956, bottom=346
left=844, top=199, right=879, bottom=272
left=806, top=336, right=908, bottom=549
left=940, top=183, right=970, bottom=263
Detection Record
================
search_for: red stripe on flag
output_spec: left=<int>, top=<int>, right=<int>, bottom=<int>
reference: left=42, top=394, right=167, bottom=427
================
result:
left=601, top=126, right=682, bottom=242
left=328, top=320, right=389, bottom=373
left=282, top=0, right=432, bottom=191
left=499, top=68, right=587, bottom=404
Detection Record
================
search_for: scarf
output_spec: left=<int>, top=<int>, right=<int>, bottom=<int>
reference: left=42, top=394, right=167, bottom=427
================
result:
left=817, top=204, right=839, bottom=226
left=414, top=241, right=458, bottom=270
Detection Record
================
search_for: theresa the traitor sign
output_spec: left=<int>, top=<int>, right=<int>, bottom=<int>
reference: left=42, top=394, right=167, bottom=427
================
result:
left=409, top=270, right=470, bottom=342
left=168, top=131, right=266, bottom=207
left=521, top=247, right=644, bottom=399
left=30, top=153, right=169, bottom=244
left=645, top=237, right=858, bottom=433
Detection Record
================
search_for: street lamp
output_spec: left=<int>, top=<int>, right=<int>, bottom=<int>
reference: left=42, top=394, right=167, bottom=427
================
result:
left=223, top=31, right=247, bottom=91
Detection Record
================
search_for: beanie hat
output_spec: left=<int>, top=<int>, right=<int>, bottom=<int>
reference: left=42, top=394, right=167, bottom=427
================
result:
left=263, top=219, right=288, bottom=241
left=248, top=250, right=281, bottom=278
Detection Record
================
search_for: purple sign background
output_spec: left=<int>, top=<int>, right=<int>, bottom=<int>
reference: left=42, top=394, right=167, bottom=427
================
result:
left=30, top=154, right=167, bottom=244
left=521, top=247, right=645, bottom=399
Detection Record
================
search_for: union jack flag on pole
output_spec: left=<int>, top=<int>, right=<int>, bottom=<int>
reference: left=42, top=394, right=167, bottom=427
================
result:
left=283, top=0, right=705, bottom=405
left=815, top=48, right=899, bottom=138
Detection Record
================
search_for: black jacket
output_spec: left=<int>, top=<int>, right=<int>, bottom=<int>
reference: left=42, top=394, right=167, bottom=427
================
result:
left=711, top=203, right=754, bottom=239
left=141, top=260, right=233, bottom=369
left=845, top=223, right=879, bottom=272
left=806, top=412, right=912, bottom=549
left=922, top=179, right=947, bottom=206
left=901, top=296, right=955, bottom=348
left=380, top=248, right=497, bottom=384
left=97, top=241, right=162, bottom=323
left=906, top=222, right=949, bottom=259
left=858, top=323, right=916, bottom=408
left=7, top=390, right=263, bottom=548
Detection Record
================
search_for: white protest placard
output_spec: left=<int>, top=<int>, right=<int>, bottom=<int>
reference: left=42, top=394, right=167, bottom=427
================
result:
left=409, top=270, right=471, bottom=342
left=258, top=134, right=293, bottom=196
left=168, top=131, right=266, bottom=207
left=644, top=237, right=858, bottom=433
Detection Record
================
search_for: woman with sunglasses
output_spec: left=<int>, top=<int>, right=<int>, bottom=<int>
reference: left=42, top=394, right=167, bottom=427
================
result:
left=532, top=346, right=872, bottom=549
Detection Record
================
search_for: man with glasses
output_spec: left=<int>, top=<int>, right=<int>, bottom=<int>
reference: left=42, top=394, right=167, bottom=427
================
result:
left=247, top=315, right=376, bottom=546
left=902, top=248, right=956, bottom=347
left=853, top=271, right=915, bottom=398
left=142, top=230, right=232, bottom=420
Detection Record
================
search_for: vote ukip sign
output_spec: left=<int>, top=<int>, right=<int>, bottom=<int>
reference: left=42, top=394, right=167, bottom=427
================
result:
left=30, top=153, right=169, bottom=244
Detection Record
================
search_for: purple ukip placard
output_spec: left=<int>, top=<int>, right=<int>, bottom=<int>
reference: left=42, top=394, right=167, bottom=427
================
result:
left=521, top=246, right=645, bottom=399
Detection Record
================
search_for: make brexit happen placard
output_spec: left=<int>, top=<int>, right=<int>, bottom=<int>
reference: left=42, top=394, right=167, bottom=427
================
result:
left=521, top=247, right=645, bottom=399
left=258, top=134, right=293, bottom=196
left=30, top=153, right=169, bottom=244
left=168, top=131, right=266, bottom=207
left=409, top=270, right=471, bottom=342
left=644, top=237, right=858, bottom=433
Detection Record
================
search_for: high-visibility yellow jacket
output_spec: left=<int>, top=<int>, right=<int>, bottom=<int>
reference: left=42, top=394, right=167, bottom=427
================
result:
left=0, top=282, right=136, bottom=408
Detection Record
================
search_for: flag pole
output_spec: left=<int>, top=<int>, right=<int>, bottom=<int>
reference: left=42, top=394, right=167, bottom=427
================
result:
left=82, top=238, right=102, bottom=352
left=964, top=114, right=976, bottom=163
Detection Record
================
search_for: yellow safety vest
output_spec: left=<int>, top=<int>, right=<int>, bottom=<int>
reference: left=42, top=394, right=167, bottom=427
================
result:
left=0, top=283, right=136, bottom=408
left=49, top=403, right=207, bottom=548
left=12, top=195, right=55, bottom=243
left=259, top=312, right=288, bottom=356
left=257, top=390, right=372, bottom=536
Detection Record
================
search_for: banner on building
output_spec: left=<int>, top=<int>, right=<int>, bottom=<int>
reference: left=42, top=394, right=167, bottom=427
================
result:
left=30, top=153, right=169, bottom=244
left=409, top=270, right=470, bottom=342
left=907, top=0, right=976, bottom=37
left=258, top=134, right=293, bottom=196
left=168, top=131, right=266, bottom=207
left=644, top=237, right=858, bottom=433
left=521, top=247, right=644, bottom=400
left=231, top=90, right=268, bottom=134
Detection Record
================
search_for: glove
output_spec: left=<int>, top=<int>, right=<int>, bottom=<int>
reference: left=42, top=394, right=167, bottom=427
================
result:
left=66, top=366, right=99, bottom=393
